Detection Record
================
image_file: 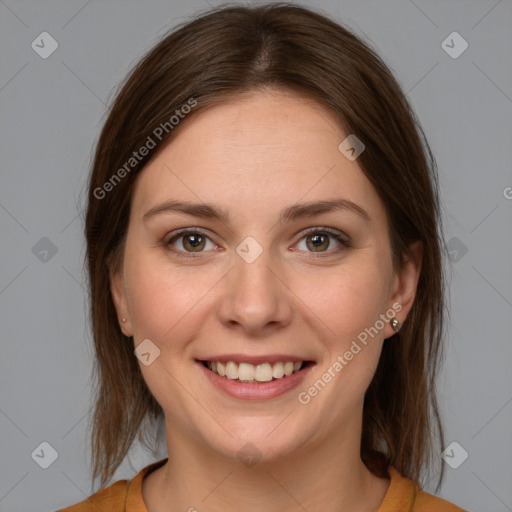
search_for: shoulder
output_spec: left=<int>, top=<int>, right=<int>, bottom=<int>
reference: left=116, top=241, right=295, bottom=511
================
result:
left=55, top=479, right=129, bottom=512
left=413, top=487, right=467, bottom=512
left=380, top=467, right=467, bottom=512
left=55, top=458, right=168, bottom=512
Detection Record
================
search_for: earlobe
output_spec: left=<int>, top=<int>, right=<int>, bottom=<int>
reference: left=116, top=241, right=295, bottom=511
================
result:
left=109, top=266, right=132, bottom=336
left=387, top=241, right=423, bottom=336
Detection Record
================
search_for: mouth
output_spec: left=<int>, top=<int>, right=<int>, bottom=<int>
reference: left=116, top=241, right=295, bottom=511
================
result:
left=199, top=359, right=315, bottom=383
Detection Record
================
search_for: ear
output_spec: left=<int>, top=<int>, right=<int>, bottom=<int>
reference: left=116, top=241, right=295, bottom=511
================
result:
left=109, top=264, right=133, bottom=337
left=385, top=241, right=423, bottom=338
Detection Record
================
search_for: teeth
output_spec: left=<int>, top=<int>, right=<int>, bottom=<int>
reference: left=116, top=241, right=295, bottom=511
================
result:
left=225, top=361, right=238, bottom=380
left=238, top=362, right=255, bottom=381
left=205, top=360, right=305, bottom=382
left=254, top=363, right=273, bottom=382
left=272, top=361, right=284, bottom=379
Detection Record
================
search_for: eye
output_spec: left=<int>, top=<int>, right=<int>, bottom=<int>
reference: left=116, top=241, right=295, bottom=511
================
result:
left=163, top=227, right=350, bottom=259
left=295, top=227, right=350, bottom=256
left=164, top=229, right=217, bottom=257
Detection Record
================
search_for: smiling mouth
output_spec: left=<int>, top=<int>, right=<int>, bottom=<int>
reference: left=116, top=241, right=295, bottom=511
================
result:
left=200, top=360, right=314, bottom=383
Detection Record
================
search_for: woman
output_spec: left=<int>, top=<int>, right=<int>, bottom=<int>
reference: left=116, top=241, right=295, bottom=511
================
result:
left=58, top=3, right=467, bottom=511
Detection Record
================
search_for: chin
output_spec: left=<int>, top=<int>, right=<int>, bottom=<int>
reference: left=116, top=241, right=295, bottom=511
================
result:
left=196, top=415, right=313, bottom=465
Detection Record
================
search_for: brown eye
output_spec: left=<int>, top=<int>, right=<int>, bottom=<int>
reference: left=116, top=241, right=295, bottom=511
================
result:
left=296, top=228, right=350, bottom=256
left=165, top=229, right=216, bottom=256
left=181, top=233, right=206, bottom=252
left=305, top=233, right=330, bottom=252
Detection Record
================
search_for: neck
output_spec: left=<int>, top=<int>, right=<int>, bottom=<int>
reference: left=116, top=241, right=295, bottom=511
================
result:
left=143, top=417, right=390, bottom=512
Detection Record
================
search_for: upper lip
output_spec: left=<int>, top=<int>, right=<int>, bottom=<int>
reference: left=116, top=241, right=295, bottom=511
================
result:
left=197, top=354, right=314, bottom=365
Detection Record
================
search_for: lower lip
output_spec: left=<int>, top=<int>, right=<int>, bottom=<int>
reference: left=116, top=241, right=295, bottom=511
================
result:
left=197, top=361, right=314, bottom=400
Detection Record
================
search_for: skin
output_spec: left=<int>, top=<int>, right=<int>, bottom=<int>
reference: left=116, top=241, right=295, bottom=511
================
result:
left=110, top=88, right=422, bottom=512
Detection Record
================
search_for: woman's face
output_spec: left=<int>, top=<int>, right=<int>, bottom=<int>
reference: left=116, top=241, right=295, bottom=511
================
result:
left=111, top=89, right=421, bottom=462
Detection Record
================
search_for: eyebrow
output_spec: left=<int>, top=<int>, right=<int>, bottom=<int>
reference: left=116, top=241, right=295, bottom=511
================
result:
left=142, top=198, right=371, bottom=224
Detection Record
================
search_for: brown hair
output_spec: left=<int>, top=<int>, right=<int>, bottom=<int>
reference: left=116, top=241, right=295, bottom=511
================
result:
left=85, top=2, right=449, bottom=492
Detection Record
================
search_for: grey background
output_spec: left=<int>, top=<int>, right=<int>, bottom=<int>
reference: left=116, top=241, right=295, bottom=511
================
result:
left=1, top=0, right=511, bottom=511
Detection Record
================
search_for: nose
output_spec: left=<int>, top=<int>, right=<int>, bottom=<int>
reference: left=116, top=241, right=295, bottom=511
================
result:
left=216, top=245, right=293, bottom=335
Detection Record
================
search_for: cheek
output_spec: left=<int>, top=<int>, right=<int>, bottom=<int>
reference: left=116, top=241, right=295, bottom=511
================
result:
left=297, top=259, right=391, bottom=419
left=123, top=234, right=392, bottom=354
left=301, top=257, right=389, bottom=344
left=123, top=248, right=221, bottom=346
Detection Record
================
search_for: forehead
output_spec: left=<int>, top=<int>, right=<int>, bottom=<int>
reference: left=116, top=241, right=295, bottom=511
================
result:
left=130, top=89, right=386, bottom=226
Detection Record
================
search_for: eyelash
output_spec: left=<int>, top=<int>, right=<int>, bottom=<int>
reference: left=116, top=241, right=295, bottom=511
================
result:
left=163, top=227, right=351, bottom=259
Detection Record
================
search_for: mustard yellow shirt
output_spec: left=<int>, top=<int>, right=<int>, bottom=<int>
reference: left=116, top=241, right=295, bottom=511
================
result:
left=56, top=458, right=467, bottom=511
